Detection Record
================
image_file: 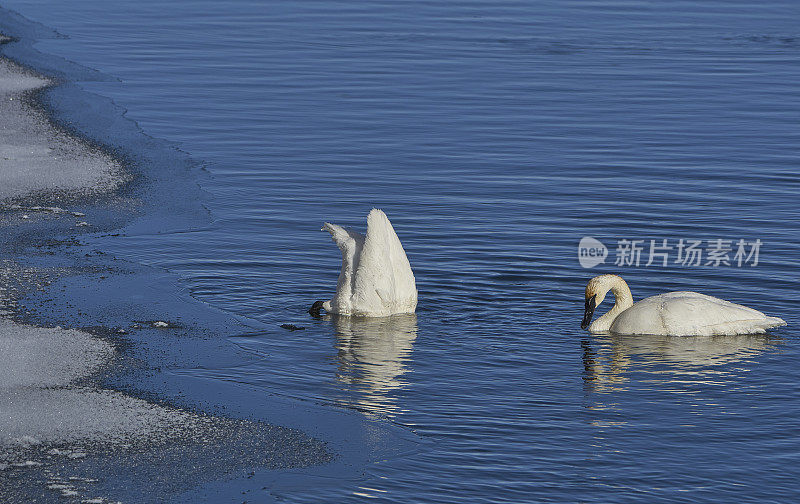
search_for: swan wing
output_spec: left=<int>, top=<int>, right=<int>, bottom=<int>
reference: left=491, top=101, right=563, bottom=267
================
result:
left=351, top=209, right=417, bottom=316
left=322, top=222, right=365, bottom=314
left=611, top=292, right=786, bottom=336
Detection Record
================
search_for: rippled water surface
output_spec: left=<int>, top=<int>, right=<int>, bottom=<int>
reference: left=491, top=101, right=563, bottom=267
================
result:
left=2, top=0, right=799, bottom=502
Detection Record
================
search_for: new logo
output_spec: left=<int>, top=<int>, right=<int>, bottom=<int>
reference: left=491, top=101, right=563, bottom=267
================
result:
left=578, top=237, right=607, bottom=268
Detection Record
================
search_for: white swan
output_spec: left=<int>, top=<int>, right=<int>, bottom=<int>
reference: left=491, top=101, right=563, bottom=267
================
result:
left=309, top=209, right=417, bottom=317
left=581, top=274, right=786, bottom=336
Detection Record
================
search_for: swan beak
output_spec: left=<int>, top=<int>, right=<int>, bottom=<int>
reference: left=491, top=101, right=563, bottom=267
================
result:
left=581, top=295, right=596, bottom=330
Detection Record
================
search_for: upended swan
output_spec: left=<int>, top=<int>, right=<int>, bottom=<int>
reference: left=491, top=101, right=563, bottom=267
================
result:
left=582, top=274, right=786, bottom=336
left=309, top=209, right=417, bottom=317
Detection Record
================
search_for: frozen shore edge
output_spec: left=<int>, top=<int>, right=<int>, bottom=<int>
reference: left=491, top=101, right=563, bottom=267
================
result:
left=0, top=54, right=126, bottom=202
left=0, top=30, right=336, bottom=504
left=0, top=36, right=166, bottom=451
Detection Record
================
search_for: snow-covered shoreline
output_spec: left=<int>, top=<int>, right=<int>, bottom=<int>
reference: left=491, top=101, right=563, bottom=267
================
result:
left=0, top=43, right=202, bottom=456
left=0, top=34, right=335, bottom=503
left=0, top=56, right=126, bottom=202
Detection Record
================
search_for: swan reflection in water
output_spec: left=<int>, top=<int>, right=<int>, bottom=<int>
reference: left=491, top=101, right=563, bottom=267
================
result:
left=328, top=313, right=418, bottom=417
left=581, top=333, right=783, bottom=393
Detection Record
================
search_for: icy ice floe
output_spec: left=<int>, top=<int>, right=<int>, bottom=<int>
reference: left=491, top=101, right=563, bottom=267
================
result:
left=0, top=316, right=210, bottom=449
left=0, top=318, right=112, bottom=388
left=0, top=287, right=215, bottom=503
left=0, top=57, right=126, bottom=202
left=0, top=263, right=212, bottom=454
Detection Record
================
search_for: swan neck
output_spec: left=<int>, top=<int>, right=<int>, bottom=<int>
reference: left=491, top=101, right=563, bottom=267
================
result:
left=591, top=278, right=634, bottom=331
left=609, top=280, right=634, bottom=311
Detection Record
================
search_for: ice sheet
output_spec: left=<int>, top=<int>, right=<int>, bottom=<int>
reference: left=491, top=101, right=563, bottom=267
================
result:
left=0, top=297, right=209, bottom=450
left=0, top=319, right=112, bottom=388
left=0, top=58, right=125, bottom=201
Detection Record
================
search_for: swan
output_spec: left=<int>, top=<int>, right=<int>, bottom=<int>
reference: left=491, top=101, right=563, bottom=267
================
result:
left=581, top=274, right=786, bottom=336
left=309, top=209, right=417, bottom=317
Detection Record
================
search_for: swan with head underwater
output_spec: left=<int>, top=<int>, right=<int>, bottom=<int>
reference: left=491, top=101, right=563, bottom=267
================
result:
left=581, top=274, right=786, bottom=336
left=309, top=208, right=417, bottom=317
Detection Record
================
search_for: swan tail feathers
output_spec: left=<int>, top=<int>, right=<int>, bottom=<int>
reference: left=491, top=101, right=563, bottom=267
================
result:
left=322, top=222, right=365, bottom=250
left=322, top=222, right=346, bottom=240
left=360, top=208, right=417, bottom=311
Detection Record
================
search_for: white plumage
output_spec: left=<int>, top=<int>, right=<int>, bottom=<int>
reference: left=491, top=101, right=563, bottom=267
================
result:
left=318, top=209, right=417, bottom=317
left=583, top=274, right=786, bottom=336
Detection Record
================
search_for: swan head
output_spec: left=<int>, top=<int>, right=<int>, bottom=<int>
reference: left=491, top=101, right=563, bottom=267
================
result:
left=308, top=300, right=325, bottom=318
left=582, top=274, right=628, bottom=330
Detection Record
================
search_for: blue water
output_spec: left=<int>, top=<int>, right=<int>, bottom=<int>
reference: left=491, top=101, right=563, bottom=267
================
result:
left=2, top=0, right=800, bottom=502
